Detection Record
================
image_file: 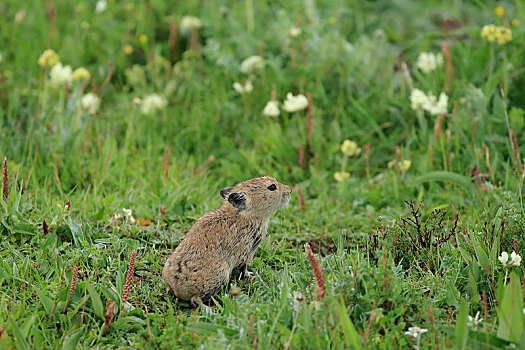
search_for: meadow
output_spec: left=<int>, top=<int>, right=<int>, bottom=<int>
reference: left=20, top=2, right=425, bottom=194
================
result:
left=0, top=0, right=524, bottom=348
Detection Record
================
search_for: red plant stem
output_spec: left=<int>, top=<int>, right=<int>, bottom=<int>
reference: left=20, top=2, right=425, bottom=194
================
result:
left=305, top=244, right=326, bottom=301
left=294, top=184, right=304, bottom=215
left=365, top=144, right=371, bottom=181
left=169, top=18, right=178, bottom=60
left=122, top=250, right=136, bottom=305
left=66, top=265, right=78, bottom=308
left=2, top=157, right=8, bottom=201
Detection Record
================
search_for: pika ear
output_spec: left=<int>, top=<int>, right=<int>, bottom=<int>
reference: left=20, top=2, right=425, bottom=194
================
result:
left=228, top=192, right=246, bottom=211
left=220, top=187, right=233, bottom=199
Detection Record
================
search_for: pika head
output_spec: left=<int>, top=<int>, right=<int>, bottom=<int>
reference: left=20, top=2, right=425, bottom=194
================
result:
left=219, top=176, right=292, bottom=219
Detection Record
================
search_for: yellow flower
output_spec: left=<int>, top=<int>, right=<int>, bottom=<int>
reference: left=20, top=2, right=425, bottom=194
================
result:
left=481, top=24, right=512, bottom=44
left=72, top=67, right=90, bottom=80
left=139, top=34, right=148, bottom=45
left=124, top=45, right=133, bottom=55
left=328, top=17, right=337, bottom=25
left=37, top=49, right=59, bottom=67
left=495, top=6, right=504, bottom=18
left=512, top=19, right=519, bottom=27
left=341, top=140, right=357, bottom=156
left=398, top=160, right=411, bottom=172
left=334, top=171, right=350, bottom=182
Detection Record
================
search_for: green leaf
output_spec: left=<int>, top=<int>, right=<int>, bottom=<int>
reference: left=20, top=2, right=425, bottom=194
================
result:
left=442, top=325, right=510, bottom=349
left=33, top=287, right=55, bottom=315
left=86, top=282, right=104, bottom=320
left=337, top=300, right=362, bottom=349
left=446, top=281, right=460, bottom=306
left=472, top=236, right=490, bottom=269
left=186, top=321, right=238, bottom=337
left=411, top=171, right=476, bottom=195
left=455, top=299, right=469, bottom=350
left=7, top=316, right=30, bottom=350
left=497, top=272, right=524, bottom=343
left=62, top=326, right=86, bottom=350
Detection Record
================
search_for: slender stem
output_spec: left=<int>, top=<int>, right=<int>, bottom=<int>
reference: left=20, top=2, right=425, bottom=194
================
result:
left=484, top=44, right=495, bottom=108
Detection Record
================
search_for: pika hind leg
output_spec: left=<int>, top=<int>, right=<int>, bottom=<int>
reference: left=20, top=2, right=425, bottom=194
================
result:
left=190, top=296, right=215, bottom=311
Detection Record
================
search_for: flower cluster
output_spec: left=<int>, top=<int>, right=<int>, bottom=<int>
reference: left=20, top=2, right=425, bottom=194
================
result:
left=388, top=159, right=411, bottom=172
left=481, top=25, right=512, bottom=44
left=140, top=94, right=167, bottom=114
left=240, top=55, right=265, bottom=74
left=341, top=140, right=357, bottom=156
left=38, top=49, right=60, bottom=67
left=233, top=80, right=253, bottom=94
left=334, top=171, right=350, bottom=182
left=262, top=93, right=308, bottom=116
left=498, top=251, right=522, bottom=268
left=410, top=89, right=448, bottom=115
left=81, top=93, right=101, bottom=114
left=180, top=15, right=203, bottom=36
left=415, top=52, right=443, bottom=74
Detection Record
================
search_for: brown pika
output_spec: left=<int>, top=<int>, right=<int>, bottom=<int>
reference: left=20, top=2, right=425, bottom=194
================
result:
left=162, top=176, right=292, bottom=306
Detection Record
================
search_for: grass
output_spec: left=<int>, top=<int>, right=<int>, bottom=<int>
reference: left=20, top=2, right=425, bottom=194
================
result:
left=1, top=0, right=524, bottom=348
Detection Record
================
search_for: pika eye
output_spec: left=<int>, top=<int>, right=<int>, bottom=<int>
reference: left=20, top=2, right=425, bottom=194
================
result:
left=267, top=184, right=277, bottom=191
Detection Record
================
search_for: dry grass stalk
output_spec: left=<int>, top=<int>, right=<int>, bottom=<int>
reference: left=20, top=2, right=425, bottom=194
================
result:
left=163, top=145, right=170, bottom=178
left=434, top=114, right=446, bottom=143
left=66, top=265, right=78, bottom=309
left=169, top=18, right=178, bottom=59
left=365, top=144, right=371, bottom=181
left=294, top=184, right=304, bottom=215
left=103, top=299, right=116, bottom=334
left=2, top=157, right=8, bottom=201
left=510, top=129, right=523, bottom=176
left=122, top=250, right=136, bottom=305
left=483, top=145, right=494, bottom=183
left=305, top=244, right=326, bottom=301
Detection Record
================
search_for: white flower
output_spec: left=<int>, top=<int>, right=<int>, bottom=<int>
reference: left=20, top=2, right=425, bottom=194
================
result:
left=95, top=0, right=107, bottom=13
left=425, top=92, right=448, bottom=115
left=499, top=251, right=509, bottom=266
left=405, top=326, right=428, bottom=338
left=283, top=93, right=308, bottom=112
left=141, top=94, right=167, bottom=114
left=233, top=80, right=253, bottom=94
left=289, top=26, right=302, bottom=38
left=49, top=62, right=73, bottom=86
left=410, top=89, right=448, bottom=115
left=467, top=312, right=483, bottom=328
left=410, top=89, right=429, bottom=111
left=122, top=208, right=136, bottom=224
left=180, top=15, right=202, bottom=36
left=262, top=100, right=280, bottom=117
left=416, top=52, right=443, bottom=74
left=510, top=251, right=522, bottom=266
left=341, top=140, right=357, bottom=156
left=81, top=93, right=100, bottom=114
left=240, top=55, right=265, bottom=74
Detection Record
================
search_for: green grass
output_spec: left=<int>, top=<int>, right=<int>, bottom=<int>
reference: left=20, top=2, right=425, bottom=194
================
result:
left=1, top=0, right=524, bottom=348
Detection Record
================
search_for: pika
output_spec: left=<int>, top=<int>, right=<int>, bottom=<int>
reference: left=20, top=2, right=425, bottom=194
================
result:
left=162, top=176, right=292, bottom=306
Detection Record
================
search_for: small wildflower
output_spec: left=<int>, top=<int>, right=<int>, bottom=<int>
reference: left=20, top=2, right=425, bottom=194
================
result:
left=262, top=100, right=280, bottom=117
left=132, top=97, right=142, bottom=105
left=334, top=171, right=350, bottom=182
left=289, top=25, right=302, bottom=38
left=122, top=208, right=136, bottom=224
left=49, top=62, right=73, bottom=86
left=38, top=49, right=60, bottom=67
left=341, top=140, right=357, bottom=156
left=416, top=52, right=443, bottom=74
left=72, top=67, right=90, bottom=81
left=95, top=0, right=107, bottom=13
left=467, top=311, right=483, bottom=328
left=481, top=25, right=512, bottom=44
left=141, top=94, right=167, bottom=114
left=510, top=251, right=521, bottom=266
left=81, top=93, right=101, bottom=114
left=233, top=80, right=253, bottom=94
left=399, top=160, right=411, bottom=172
left=328, top=17, right=337, bottom=25
left=405, top=326, right=427, bottom=349
left=512, top=19, right=519, bottom=27
left=410, top=89, right=429, bottom=111
left=495, top=6, right=504, bottom=18
left=240, top=55, right=265, bottom=74
left=180, top=15, right=203, bottom=36
left=499, top=251, right=509, bottom=266
left=14, top=10, right=26, bottom=24
left=139, top=34, right=148, bottom=45
left=229, top=285, right=240, bottom=296
left=124, top=45, right=133, bottom=55
left=283, top=93, right=308, bottom=112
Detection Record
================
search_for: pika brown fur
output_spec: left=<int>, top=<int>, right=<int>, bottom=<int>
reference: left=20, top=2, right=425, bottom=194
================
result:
left=162, top=176, right=292, bottom=306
